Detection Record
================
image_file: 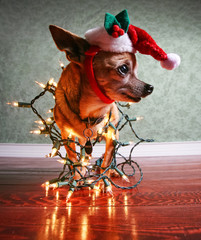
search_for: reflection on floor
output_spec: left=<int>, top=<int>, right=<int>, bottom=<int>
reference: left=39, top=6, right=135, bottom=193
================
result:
left=0, top=156, right=201, bottom=239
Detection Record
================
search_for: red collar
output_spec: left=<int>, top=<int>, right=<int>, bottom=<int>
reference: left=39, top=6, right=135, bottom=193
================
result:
left=84, top=46, right=114, bottom=104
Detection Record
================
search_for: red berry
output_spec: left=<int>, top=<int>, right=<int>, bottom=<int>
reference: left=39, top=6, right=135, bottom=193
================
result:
left=118, top=29, right=125, bottom=36
left=112, top=31, right=119, bottom=38
left=113, top=25, right=120, bottom=32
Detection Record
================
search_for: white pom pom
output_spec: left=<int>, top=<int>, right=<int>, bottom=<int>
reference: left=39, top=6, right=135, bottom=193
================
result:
left=160, top=53, right=181, bottom=70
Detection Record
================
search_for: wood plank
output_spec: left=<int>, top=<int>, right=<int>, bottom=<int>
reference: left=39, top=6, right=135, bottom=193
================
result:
left=0, top=206, right=201, bottom=240
left=0, top=156, right=201, bottom=239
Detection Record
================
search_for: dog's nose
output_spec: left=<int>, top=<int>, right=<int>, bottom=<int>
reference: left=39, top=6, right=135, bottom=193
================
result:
left=144, top=84, right=154, bottom=95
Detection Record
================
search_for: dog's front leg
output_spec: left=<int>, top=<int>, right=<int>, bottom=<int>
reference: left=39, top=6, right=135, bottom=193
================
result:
left=101, top=128, right=119, bottom=173
left=61, top=132, right=83, bottom=180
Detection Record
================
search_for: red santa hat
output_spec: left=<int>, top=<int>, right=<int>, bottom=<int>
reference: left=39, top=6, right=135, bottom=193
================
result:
left=85, top=9, right=180, bottom=70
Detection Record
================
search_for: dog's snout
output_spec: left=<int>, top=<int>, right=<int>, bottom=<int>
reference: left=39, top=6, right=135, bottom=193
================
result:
left=144, top=84, right=154, bottom=95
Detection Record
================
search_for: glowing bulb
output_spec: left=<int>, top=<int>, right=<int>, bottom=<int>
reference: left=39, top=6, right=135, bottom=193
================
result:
left=98, top=128, right=103, bottom=135
left=51, top=148, right=58, bottom=157
left=41, top=181, right=50, bottom=188
left=30, top=129, right=41, bottom=134
left=47, top=108, right=54, bottom=113
left=51, top=141, right=60, bottom=157
left=46, top=117, right=54, bottom=123
left=111, top=133, right=116, bottom=140
left=73, top=161, right=90, bottom=167
left=57, top=159, right=66, bottom=164
left=35, top=120, right=43, bottom=124
left=35, top=81, right=46, bottom=89
left=93, top=185, right=100, bottom=191
left=68, top=132, right=72, bottom=139
left=7, top=102, right=31, bottom=108
left=30, top=129, right=49, bottom=135
left=53, top=82, right=57, bottom=88
left=59, top=60, right=65, bottom=69
left=104, top=117, right=109, bottom=124
left=48, top=78, right=54, bottom=85
left=122, top=175, right=130, bottom=182
left=86, top=180, right=94, bottom=184
left=82, top=162, right=90, bottom=167
left=106, top=185, right=113, bottom=196
left=49, top=183, right=58, bottom=189
left=136, top=116, right=144, bottom=121
left=13, top=102, right=19, bottom=107
left=48, top=78, right=57, bottom=87
left=66, top=190, right=74, bottom=202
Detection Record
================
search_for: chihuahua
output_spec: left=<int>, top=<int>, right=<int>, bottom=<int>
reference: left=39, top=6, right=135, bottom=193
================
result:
left=49, top=25, right=153, bottom=179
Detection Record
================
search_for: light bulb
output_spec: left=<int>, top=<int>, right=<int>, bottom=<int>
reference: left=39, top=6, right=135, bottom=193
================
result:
left=51, top=141, right=60, bottom=157
left=98, top=128, right=103, bottom=135
left=66, top=189, right=74, bottom=202
left=111, top=133, right=116, bottom=140
left=7, top=102, right=31, bottom=108
left=34, top=120, right=43, bottom=125
left=59, top=60, right=65, bottom=69
left=136, top=116, right=144, bottom=121
left=30, top=129, right=41, bottom=134
left=48, top=78, right=54, bottom=85
left=41, top=181, right=50, bottom=187
left=122, top=175, right=130, bottom=182
left=51, top=148, right=58, bottom=157
left=35, top=81, right=46, bottom=89
left=47, top=108, right=54, bottom=113
left=68, top=132, right=72, bottom=139
left=106, top=185, right=113, bottom=196
left=49, top=183, right=58, bottom=189
left=57, top=159, right=66, bottom=164
left=13, top=102, right=19, bottom=107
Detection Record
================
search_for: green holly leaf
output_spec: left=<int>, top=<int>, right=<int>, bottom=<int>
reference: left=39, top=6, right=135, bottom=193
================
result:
left=104, top=13, right=120, bottom=35
left=116, top=9, right=130, bottom=33
left=104, top=9, right=130, bottom=36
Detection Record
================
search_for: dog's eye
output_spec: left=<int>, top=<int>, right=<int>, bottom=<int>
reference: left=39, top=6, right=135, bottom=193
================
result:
left=117, top=64, right=129, bottom=76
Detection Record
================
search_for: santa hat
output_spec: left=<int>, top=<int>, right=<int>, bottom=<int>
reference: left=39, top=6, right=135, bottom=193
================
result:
left=85, top=9, right=180, bottom=70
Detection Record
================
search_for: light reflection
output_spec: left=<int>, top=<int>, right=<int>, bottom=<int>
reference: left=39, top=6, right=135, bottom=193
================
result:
left=81, top=214, right=88, bottom=240
left=56, top=191, right=59, bottom=201
left=124, top=195, right=128, bottom=218
left=131, top=216, right=138, bottom=239
left=51, top=206, right=58, bottom=233
left=66, top=202, right=72, bottom=222
left=45, top=185, right=49, bottom=197
left=60, top=215, right=66, bottom=239
left=107, top=197, right=115, bottom=219
left=45, top=218, right=50, bottom=238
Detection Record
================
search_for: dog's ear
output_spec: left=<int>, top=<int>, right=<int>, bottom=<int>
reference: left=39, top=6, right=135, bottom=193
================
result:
left=49, top=25, right=90, bottom=64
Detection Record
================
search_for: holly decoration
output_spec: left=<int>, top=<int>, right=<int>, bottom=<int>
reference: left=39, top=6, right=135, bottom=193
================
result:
left=104, top=9, right=130, bottom=38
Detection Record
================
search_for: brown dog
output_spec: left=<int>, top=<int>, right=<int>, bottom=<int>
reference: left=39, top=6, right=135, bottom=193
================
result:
left=49, top=25, right=153, bottom=178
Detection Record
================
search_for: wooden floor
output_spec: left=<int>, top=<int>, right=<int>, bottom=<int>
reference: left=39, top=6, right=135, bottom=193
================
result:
left=0, top=155, right=201, bottom=240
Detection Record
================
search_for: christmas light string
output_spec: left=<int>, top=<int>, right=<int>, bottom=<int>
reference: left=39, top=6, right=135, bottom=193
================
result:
left=8, top=61, right=154, bottom=201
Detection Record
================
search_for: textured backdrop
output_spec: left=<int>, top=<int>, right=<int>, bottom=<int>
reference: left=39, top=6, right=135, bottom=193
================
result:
left=1, top=0, right=201, bottom=143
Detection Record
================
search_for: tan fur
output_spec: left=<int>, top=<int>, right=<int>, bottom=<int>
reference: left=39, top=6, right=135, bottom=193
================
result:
left=49, top=25, right=153, bottom=179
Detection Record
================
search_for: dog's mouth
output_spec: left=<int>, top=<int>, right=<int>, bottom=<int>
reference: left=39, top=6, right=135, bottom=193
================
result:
left=122, top=93, right=141, bottom=103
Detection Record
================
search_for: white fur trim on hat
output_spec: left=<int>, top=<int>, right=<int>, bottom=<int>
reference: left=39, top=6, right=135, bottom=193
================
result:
left=160, top=53, right=181, bottom=70
left=85, top=26, right=135, bottom=53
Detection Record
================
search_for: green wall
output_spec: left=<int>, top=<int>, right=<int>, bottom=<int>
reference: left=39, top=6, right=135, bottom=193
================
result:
left=1, top=0, right=201, bottom=143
